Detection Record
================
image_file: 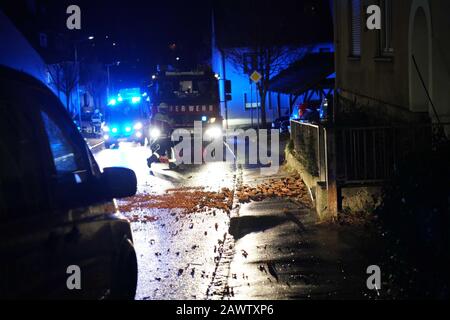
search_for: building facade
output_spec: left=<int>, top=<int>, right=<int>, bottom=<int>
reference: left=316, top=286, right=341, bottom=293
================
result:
left=288, top=0, right=450, bottom=219
left=334, top=0, right=450, bottom=125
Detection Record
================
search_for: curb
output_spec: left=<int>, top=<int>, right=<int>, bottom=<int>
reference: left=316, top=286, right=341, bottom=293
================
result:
left=284, top=147, right=330, bottom=220
left=205, top=163, right=242, bottom=299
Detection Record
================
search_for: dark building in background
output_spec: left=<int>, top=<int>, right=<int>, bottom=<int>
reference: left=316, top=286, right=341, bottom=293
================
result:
left=1, top=0, right=110, bottom=119
left=1, top=0, right=73, bottom=63
left=0, top=7, right=49, bottom=85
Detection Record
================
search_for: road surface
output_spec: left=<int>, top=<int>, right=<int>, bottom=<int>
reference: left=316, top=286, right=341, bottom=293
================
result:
left=94, top=142, right=378, bottom=300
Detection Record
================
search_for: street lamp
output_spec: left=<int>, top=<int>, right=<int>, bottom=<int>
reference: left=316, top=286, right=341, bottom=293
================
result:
left=74, top=36, right=94, bottom=129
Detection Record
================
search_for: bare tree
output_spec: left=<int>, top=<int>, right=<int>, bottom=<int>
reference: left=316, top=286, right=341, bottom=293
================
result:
left=82, top=62, right=107, bottom=112
left=226, top=46, right=309, bottom=127
left=215, top=0, right=323, bottom=127
left=47, top=62, right=78, bottom=117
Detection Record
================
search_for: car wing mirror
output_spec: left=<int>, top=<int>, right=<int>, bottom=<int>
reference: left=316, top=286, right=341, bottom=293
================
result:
left=101, top=167, right=137, bottom=199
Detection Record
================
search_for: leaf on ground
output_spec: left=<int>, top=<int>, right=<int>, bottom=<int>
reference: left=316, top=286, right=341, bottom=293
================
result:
left=119, top=187, right=234, bottom=215
left=236, top=176, right=312, bottom=207
left=267, top=262, right=279, bottom=282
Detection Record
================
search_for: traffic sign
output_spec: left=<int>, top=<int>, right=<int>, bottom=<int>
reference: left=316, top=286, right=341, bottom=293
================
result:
left=250, top=71, right=262, bottom=83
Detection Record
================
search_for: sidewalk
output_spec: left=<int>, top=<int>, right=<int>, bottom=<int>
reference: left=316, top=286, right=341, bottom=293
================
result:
left=226, top=167, right=381, bottom=300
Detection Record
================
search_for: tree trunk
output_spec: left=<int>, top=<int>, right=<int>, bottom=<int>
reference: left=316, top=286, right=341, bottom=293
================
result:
left=259, top=89, right=267, bottom=128
left=277, top=93, right=281, bottom=118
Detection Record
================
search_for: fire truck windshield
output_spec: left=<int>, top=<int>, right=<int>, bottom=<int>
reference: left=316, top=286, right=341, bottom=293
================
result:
left=106, top=102, right=143, bottom=123
left=157, top=79, right=218, bottom=101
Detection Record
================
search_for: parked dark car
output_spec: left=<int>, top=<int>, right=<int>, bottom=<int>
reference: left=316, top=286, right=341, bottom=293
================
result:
left=0, top=66, right=138, bottom=299
left=291, top=100, right=325, bottom=124
left=271, top=116, right=290, bottom=133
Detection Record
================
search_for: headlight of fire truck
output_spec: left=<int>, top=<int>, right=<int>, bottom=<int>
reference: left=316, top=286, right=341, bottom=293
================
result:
left=150, top=128, right=161, bottom=139
left=133, top=122, right=143, bottom=130
left=102, top=125, right=110, bottom=132
left=204, top=126, right=222, bottom=140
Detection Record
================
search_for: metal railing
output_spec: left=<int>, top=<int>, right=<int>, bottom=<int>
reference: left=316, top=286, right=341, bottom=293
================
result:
left=290, top=120, right=449, bottom=185
left=290, top=120, right=326, bottom=180
left=335, top=123, right=450, bottom=184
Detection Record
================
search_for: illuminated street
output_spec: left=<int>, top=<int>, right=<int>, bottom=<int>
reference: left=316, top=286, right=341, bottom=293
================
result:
left=94, top=143, right=377, bottom=300
left=95, top=143, right=236, bottom=299
left=2, top=0, right=450, bottom=305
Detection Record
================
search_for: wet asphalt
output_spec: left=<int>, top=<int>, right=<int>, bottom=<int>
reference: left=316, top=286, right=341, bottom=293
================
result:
left=94, top=142, right=380, bottom=300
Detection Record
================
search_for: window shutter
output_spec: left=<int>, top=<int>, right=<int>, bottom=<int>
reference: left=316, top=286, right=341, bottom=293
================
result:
left=350, top=0, right=361, bottom=56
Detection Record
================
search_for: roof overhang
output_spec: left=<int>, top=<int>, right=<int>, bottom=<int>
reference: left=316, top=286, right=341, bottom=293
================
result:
left=269, top=52, right=335, bottom=95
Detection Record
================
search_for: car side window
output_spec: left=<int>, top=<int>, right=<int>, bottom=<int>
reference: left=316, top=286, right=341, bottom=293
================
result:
left=40, top=109, right=92, bottom=189
left=41, top=111, right=79, bottom=175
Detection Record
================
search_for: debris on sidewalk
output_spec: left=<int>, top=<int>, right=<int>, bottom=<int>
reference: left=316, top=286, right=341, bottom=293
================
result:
left=236, top=175, right=312, bottom=207
left=125, top=214, right=159, bottom=223
left=267, top=262, right=279, bottom=282
left=118, top=175, right=311, bottom=224
left=118, top=186, right=234, bottom=216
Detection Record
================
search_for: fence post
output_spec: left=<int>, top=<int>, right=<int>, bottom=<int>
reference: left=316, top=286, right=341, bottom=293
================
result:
left=318, top=126, right=326, bottom=181
left=325, top=127, right=339, bottom=219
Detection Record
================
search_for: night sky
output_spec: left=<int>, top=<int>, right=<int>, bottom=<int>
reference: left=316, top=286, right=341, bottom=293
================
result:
left=71, top=0, right=215, bottom=85
left=1, top=0, right=332, bottom=86
left=80, top=0, right=213, bottom=64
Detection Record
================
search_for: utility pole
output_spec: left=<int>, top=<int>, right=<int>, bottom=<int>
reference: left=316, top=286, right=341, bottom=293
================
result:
left=220, top=50, right=229, bottom=129
left=256, top=84, right=260, bottom=131
left=74, top=44, right=82, bottom=127
left=250, top=81, right=254, bottom=127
